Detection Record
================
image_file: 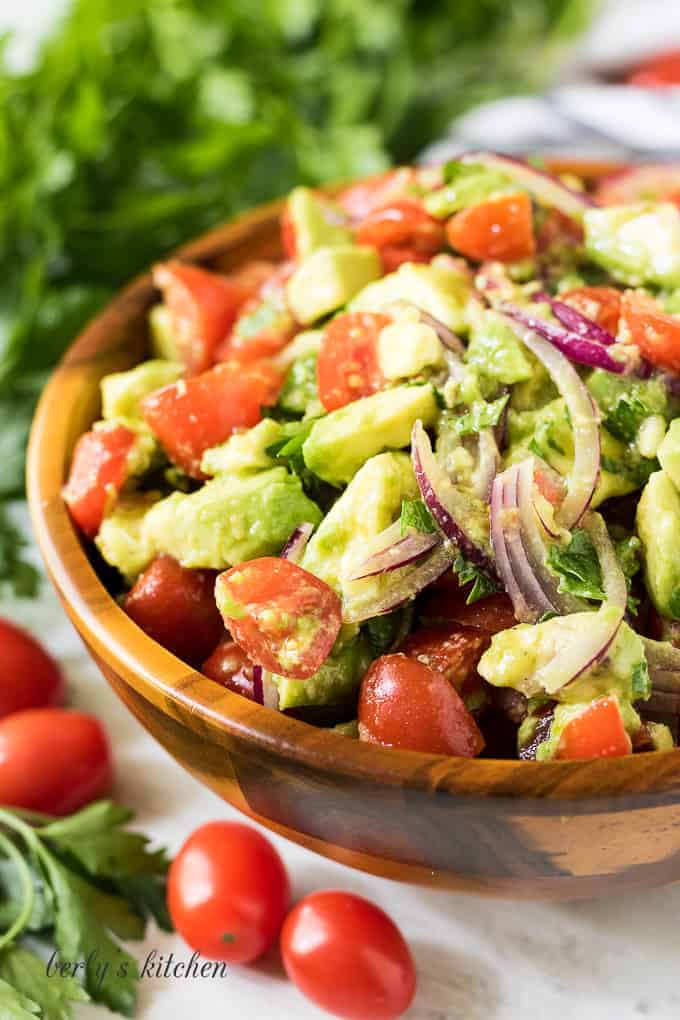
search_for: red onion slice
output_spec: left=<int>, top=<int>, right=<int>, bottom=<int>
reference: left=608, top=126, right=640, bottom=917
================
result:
left=473, top=429, right=500, bottom=501
left=534, top=605, right=624, bottom=696
left=500, top=465, right=558, bottom=620
left=411, top=420, right=495, bottom=573
left=499, top=315, right=601, bottom=529
left=348, top=528, right=439, bottom=580
left=281, top=522, right=314, bottom=564
left=417, top=308, right=465, bottom=357
left=490, top=468, right=547, bottom=623
left=342, top=541, right=455, bottom=624
left=461, top=152, right=595, bottom=220
left=535, top=292, right=616, bottom=346
left=251, top=665, right=264, bottom=705
left=499, top=302, right=630, bottom=374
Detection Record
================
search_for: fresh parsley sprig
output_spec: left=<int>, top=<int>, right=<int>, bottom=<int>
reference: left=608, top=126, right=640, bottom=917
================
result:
left=0, top=801, right=170, bottom=1019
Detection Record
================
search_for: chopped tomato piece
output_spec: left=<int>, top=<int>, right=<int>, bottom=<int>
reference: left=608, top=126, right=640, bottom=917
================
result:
left=317, top=311, right=389, bottom=412
left=561, top=285, right=622, bottom=336
left=620, top=290, right=680, bottom=373
left=216, top=288, right=296, bottom=364
left=355, top=200, right=445, bottom=272
left=595, top=165, right=680, bottom=209
left=556, top=697, right=632, bottom=760
left=627, top=49, right=680, bottom=88
left=63, top=425, right=137, bottom=538
left=141, top=359, right=282, bottom=477
left=399, top=625, right=489, bottom=691
left=420, top=576, right=517, bottom=634
left=358, top=653, right=485, bottom=757
left=215, top=558, right=342, bottom=679
left=446, top=192, right=535, bottom=262
left=124, top=555, right=223, bottom=665
left=153, top=262, right=252, bottom=375
left=281, top=207, right=297, bottom=259
left=534, top=466, right=565, bottom=507
left=336, top=169, right=416, bottom=221
left=202, top=637, right=257, bottom=700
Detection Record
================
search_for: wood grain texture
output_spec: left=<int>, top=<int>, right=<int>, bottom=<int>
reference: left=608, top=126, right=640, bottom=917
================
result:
left=26, top=162, right=680, bottom=899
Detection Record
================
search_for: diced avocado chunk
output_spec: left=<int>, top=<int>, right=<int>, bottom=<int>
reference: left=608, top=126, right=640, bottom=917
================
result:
left=636, top=470, right=680, bottom=619
left=144, top=467, right=321, bottom=568
left=303, top=384, right=438, bottom=486
left=377, top=312, right=444, bottom=381
left=350, top=256, right=469, bottom=331
left=465, top=309, right=534, bottom=386
left=273, top=634, right=371, bottom=710
left=200, top=419, right=283, bottom=476
left=286, top=187, right=353, bottom=258
left=478, top=613, right=646, bottom=702
left=587, top=369, right=669, bottom=444
left=423, top=162, right=512, bottom=218
left=286, top=245, right=381, bottom=325
left=101, top=359, right=183, bottom=424
left=645, top=721, right=675, bottom=751
left=584, top=203, right=680, bottom=288
left=506, top=398, right=642, bottom=506
left=273, top=329, right=323, bottom=371
left=334, top=719, right=359, bottom=738
left=658, top=420, right=680, bottom=490
left=302, top=451, right=418, bottom=595
left=275, top=353, right=321, bottom=417
left=149, top=304, right=180, bottom=361
left=95, top=492, right=161, bottom=583
left=90, top=420, right=157, bottom=480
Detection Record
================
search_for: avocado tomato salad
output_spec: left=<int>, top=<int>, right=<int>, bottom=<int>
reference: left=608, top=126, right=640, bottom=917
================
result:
left=63, top=155, right=680, bottom=762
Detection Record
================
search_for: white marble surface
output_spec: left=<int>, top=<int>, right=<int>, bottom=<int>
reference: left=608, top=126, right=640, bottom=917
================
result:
left=4, top=2, right=680, bottom=1017
left=5, top=502, right=680, bottom=1020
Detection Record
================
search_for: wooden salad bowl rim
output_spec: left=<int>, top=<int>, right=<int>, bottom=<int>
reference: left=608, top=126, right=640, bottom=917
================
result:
left=26, top=158, right=680, bottom=807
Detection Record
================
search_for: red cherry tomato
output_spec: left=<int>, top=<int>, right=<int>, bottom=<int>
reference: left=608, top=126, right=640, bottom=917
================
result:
left=620, top=290, right=680, bottom=373
left=556, top=697, right=632, bottom=760
left=124, top=555, right=223, bottom=666
left=281, top=890, right=416, bottom=1020
left=153, top=262, right=250, bottom=375
left=202, top=637, right=256, bottom=700
left=0, top=709, right=112, bottom=814
left=446, top=192, right=535, bottom=262
left=358, top=653, right=485, bottom=757
left=168, top=821, right=290, bottom=964
left=627, top=49, right=680, bottom=87
left=595, top=165, right=680, bottom=209
left=141, top=359, right=282, bottom=477
left=0, top=620, right=65, bottom=718
left=355, top=200, right=445, bottom=271
left=317, top=311, right=389, bottom=411
left=215, top=558, right=342, bottom=679
left=560, top=285, right=622, bottom=335
left=399, top=625, right=489, bottom=691
left=62, top=425, right=137, bottom=538
left=420, top=577, right=517, bottom=634
left=337, top=169, right=416, bottom=221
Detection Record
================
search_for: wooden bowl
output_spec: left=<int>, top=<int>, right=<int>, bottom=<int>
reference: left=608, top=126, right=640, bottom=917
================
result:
left=27, top=163, right=680, bottom=900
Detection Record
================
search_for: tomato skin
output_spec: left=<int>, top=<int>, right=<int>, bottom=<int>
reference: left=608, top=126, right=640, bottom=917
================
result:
left=620, top=290, right=680, bottom=373
left=358, top=653, right=485, bottom=757
left=561, top=286, right=622, bottom=335
left=355, top=200, right=445, bottom=271
left=141, top=359, right=282, bottom=477
left=216, top=294, right=296, bottom=365
left=202, top=637, right=256, bottom=700
left=556, top=697, right=632, bottom=760
left=0, top=709, right=112, bottom=814
left=281, top=207, right=297, bottom=259
left=281, top=890, right=416, bottom=1020
left=337, top=169, right=416, bottom=221
left=123, top=555, right=223, bottom=666
left=216, top=558, right=342, bottom=679
left=399, top=625, right=489, bottom=692
left=168, top=821, right=290, bottom=964
left=419, top=578, right=517, bottom=634
left=63, top=425, right=136, bottom=538
left=0, top=620, right=65, bottom=718
left=446, top=192, right=535, bottom=262
left=153, top=262, right=250, bottom=375
left=595, top=166, right=680, bottom=209
left=628, top=49, right=680, bottom=87
left=317, top=311, right=389, bottom=411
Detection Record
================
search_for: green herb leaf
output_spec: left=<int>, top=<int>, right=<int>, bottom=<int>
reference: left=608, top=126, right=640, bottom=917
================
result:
left=601, top=454, right=658, bottom=488
left=274, top=353, right=319, bottom=419
left=547, top=529, right=606, bottom=601
left=399, top=499, right=436, bottom=536
left=452, top=394, right=509, bottom=437
left=0, top=506, right=40, bottom=599
left=453, top=555, right=499, bottom=604
left=602, top=395, right=649, bottom=444
left=631, top=659, right=651, bottom=701
left=0, top=947, right=89, bottom=1020
left=615, top=535, right=642, bottom=615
